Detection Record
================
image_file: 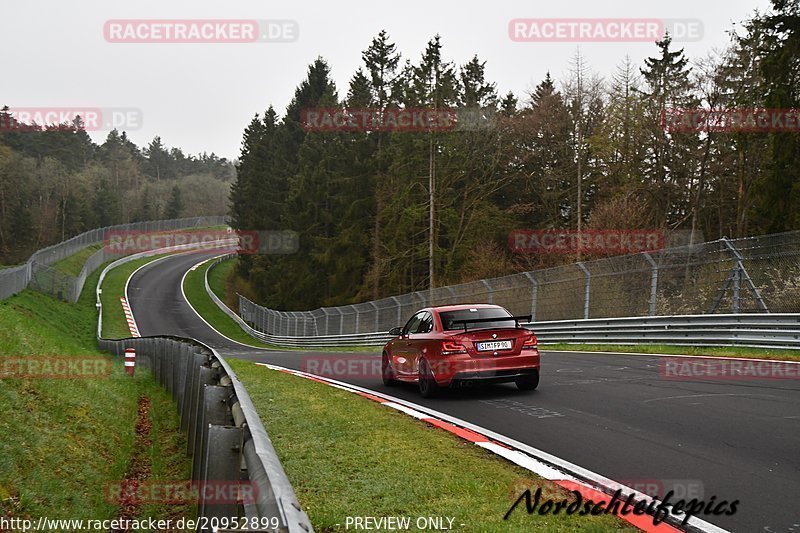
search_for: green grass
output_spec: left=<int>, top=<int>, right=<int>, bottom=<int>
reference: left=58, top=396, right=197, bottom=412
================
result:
left=50, top=244, right=103, bottom=276
left=100, top=254, right=172, bottom=339
left=228, top=360, right=637, bottom=533
left=0, top=267, right=192, bottom=526
left=186, top=258, right=381, bottom=351
left=206, top=256, right=234, bottom=303
left=182, top=257, right=276, bottom=349
left=543, top=343, right=800, bottom=361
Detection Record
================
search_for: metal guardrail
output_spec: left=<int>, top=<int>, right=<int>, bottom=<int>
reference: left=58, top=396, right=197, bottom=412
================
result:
left=97, top=248, right=313, bottom=532
left=0, top=215, right=230, bottom=302
left=525, top=314, right=800, bottom=349
left=237, top=230, right=800, bottom=337
left=205, top=255, right=390, bottom=348
left=207, top=258, right=800, bottom=350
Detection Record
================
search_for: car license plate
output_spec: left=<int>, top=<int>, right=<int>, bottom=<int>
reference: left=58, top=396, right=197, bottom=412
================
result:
left=476, top=340, right=512, bottom=352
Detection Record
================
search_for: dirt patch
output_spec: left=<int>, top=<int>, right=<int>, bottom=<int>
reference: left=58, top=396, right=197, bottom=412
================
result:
left=113, top=395, right=152, bottom=532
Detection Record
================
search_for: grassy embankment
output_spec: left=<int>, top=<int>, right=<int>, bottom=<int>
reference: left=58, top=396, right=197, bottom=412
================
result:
left=0, top=257, right=192, bottom=526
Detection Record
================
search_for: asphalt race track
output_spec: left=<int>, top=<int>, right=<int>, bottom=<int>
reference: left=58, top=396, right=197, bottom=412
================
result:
left=128, top=252, right=800, bottom=533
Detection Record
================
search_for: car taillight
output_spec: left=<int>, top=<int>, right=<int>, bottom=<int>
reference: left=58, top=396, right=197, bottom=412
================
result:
left=441, top=341, right=467, bottom=355
left=522, top=335, right=538, bottom=349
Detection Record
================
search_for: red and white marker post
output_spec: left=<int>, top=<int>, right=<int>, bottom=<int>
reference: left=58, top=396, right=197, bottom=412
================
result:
left=124, top=348, right=136, bottom=376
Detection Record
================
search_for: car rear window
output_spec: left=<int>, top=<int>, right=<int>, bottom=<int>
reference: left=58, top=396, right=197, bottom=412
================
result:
left=439, top=308, right=514, bottom=331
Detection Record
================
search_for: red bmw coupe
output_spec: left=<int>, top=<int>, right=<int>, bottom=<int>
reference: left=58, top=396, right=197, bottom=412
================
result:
left=382, top=304, right=540, bottom=397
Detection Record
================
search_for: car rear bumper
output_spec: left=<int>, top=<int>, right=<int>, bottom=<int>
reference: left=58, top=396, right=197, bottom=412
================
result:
left=430, top=352, right=540, bottom=386
left=449, top=367, right=539, bottom=387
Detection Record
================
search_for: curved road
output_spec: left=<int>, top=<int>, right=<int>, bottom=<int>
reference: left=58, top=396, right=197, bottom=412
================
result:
left=128, top=252, right=800, bottom=533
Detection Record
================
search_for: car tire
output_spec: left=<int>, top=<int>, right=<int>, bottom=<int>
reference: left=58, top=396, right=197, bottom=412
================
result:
left=418, top=358, right=440, bottom=398
left=382, top=352, right=397, bottom=386
left=515, top=371, right=539, bottom=391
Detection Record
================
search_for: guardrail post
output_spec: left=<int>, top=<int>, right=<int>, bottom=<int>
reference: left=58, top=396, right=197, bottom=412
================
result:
left=193, top=385, right=234, bottom=482
left=577, top=262, right=590, bottom=320
left=189, top=366, right=217, bottom=457
left=175, top=343, right=190, bottom=415
left=643, top=253, right=658, bottom=316
left=523, top=273, right=537, bottom=322
left=197, top=425, right=245, bottom=525
left=181, top=352, right=207, bottom=433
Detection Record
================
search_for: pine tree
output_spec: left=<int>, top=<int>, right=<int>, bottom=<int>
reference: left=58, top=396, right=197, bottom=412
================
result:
left=753, top=0, right=800, bottom=231
left=165, top=185, right=184, bottom=218
left=639, top=34, right=700, bottom=226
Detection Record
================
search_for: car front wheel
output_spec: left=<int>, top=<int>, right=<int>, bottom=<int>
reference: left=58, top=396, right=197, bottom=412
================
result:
left=515, top=371, right=539, bottom=391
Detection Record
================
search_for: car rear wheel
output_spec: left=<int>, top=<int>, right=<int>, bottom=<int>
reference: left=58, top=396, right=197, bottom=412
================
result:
left=418, top=358, right=440, bottom=398
left=382, top=352, right=396, bottom=386
left=515, top=371, right=539, bottom=391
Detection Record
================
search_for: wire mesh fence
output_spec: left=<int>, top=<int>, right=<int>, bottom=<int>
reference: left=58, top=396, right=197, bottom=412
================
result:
left=238, top=230, right=800, bottom=337
left=1, top=216, right=230, bottom=302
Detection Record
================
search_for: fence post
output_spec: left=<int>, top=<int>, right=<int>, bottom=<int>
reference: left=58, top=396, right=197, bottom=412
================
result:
left=643, top=253, right=658, bottom=317
left=577, top=262, right=590, bottom=320
left=371, top=302, right=380, bottom=333
left=322, top=308, right=330, bottom=336
left=447, top=287, right=457, bottom=305
left=481, top=280, right=493, bottom=304
left=391, top=297, right=402, bottom=328
left=338, top=307, right=344, bottom=335
left=353, top=305, right=360, bottom=334
left=523, top=272, right=537, bottom=322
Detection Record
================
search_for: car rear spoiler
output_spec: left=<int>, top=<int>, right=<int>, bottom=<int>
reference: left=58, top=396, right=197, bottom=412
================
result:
left=450, top=315, right=532, bottom=332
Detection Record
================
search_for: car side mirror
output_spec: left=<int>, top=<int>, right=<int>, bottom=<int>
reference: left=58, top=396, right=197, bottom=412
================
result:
left=389, top=326, right=403, bottom=336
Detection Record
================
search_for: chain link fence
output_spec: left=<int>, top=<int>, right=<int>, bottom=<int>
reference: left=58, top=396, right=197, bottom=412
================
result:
left=238, top=231, right=800, bottom=336
left=0, top=216, right=229, bottom=302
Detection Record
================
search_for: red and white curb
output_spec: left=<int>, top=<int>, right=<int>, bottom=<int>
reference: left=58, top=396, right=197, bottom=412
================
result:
left=256, top=363, right=729, bottom=533
left=120, top=297, right=140, bottom=337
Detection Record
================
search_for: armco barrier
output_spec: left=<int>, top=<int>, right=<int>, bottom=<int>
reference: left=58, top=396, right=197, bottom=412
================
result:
left=235, top=231, right=800, bottom=336
left=97, top=246, right=312, bottom=532
left=206, top=258, right=800, bottom=350
left=0, top=215, right=229, bottom=303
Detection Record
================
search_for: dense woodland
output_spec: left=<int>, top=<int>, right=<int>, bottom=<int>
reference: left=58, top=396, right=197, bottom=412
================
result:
left=231, top=1, right=799, bottom=311
left=0, top=110, right=234, bottom=264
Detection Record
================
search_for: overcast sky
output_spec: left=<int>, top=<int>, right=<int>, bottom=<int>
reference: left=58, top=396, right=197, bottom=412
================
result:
left=1, top=0, right=772, bottom=160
